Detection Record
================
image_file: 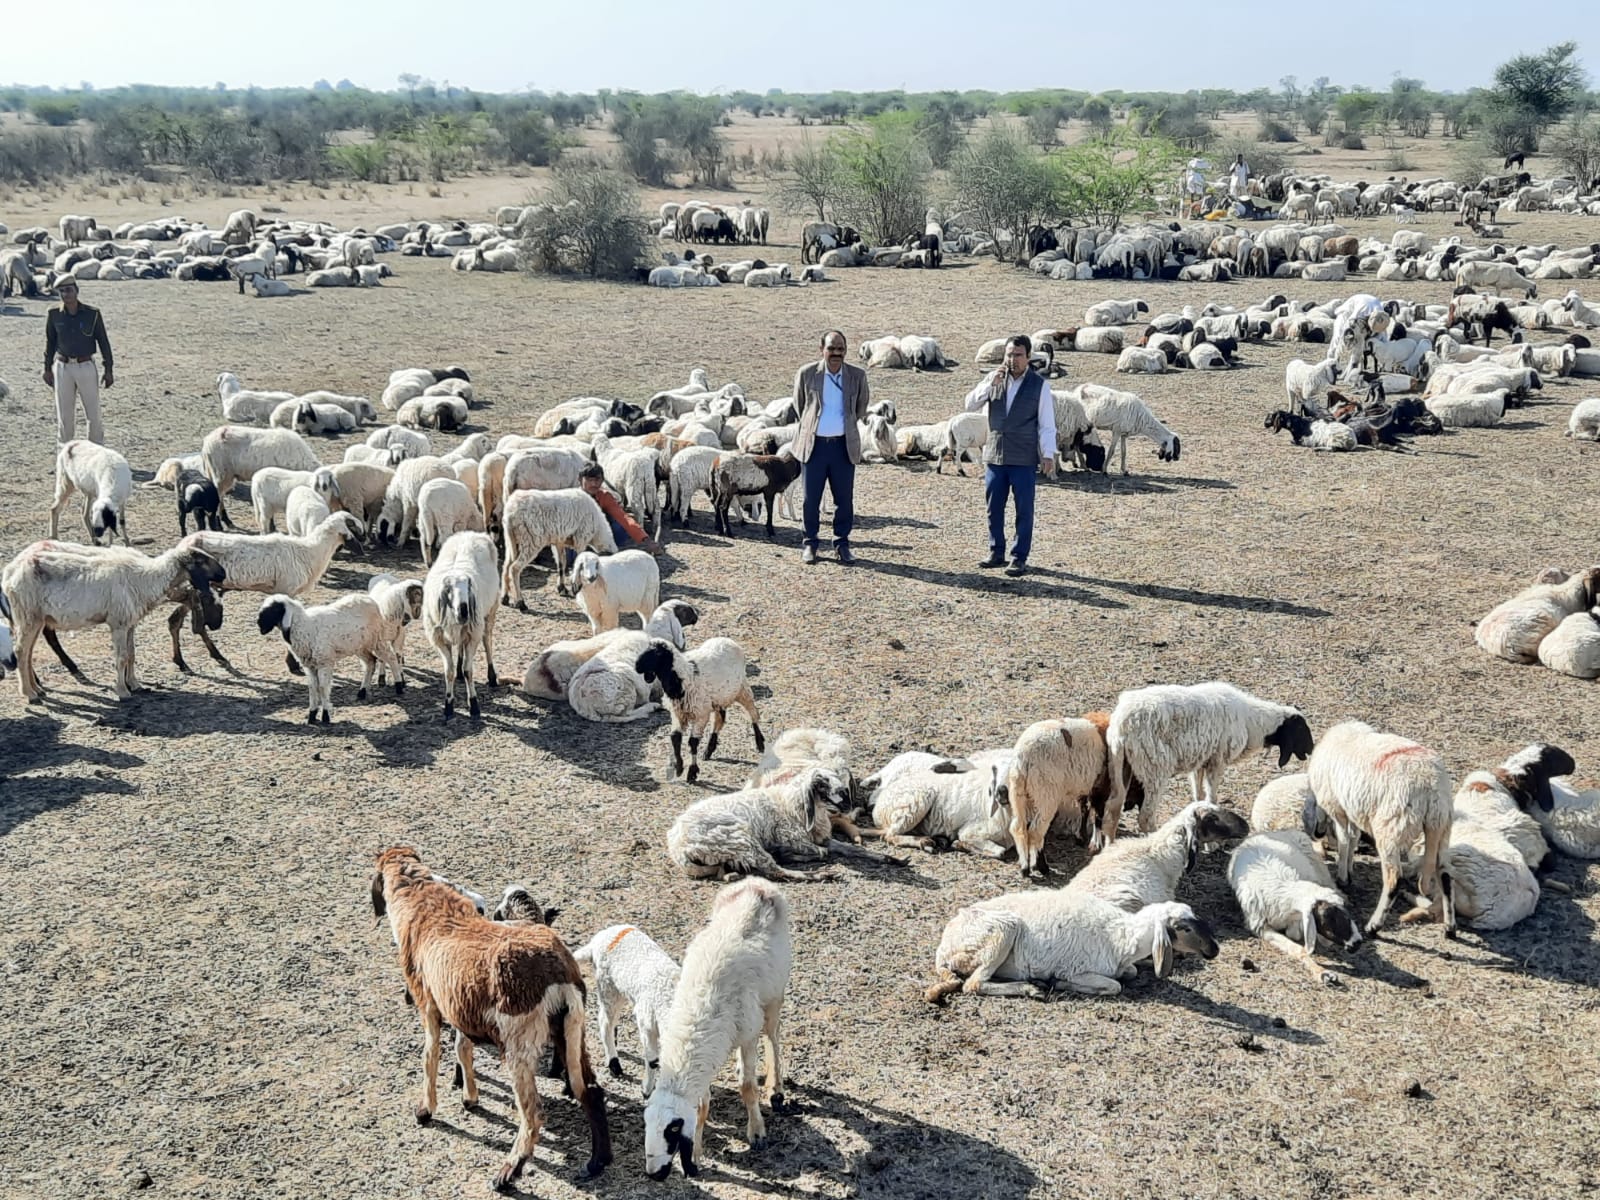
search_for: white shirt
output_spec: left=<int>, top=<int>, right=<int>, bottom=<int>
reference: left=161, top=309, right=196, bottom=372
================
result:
left=962, top=370, right=1057, bottom=462
left=817, top=368, right=846, bottom=437
left=1230, top=162, right=1249, bottom=187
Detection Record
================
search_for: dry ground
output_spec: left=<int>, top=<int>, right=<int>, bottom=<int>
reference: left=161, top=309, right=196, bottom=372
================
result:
left=4, top=146, right=1600, bottom=1200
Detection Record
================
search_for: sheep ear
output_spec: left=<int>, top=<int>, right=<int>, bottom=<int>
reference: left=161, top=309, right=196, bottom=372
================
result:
left=369, top=872, right=386, bottom=918
left=1152, top=925, right=1173, bottom=979
left=1300, top=905, right=1318, bottom=952
left=679, top=1136, right=698, bottom=1177
left=1184, top=826, right=1198, bottom=873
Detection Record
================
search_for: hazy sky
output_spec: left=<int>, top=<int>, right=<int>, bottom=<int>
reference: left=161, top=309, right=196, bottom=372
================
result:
left=9, top=2, right=1596, bottom=96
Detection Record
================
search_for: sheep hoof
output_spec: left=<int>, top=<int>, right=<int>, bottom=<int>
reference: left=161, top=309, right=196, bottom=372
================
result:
left=608, top=1057, right=624, bottom=1078
left=413, top=1104, right=433, bottom=1125
left=580, top=1158, right=608, bottom=1180
left=469, top=697, right=481, bottom=719
left=394, top=680, right=405, bottom=695
left=451, top=1064, right=463, bottom=1089
left=750, top=1136, right=769, bottom=1153
left=487, top=666, right=499, bottom=688
left=770, top=1092, right=787, bottom=1111
left=319, top=711, right=330, bottom=725
left=442, top=702, right=454, bottom=722
left=356, top=687, right=367, bottom=701
left=306, top=711, right=317, bottom=725
left=685, top=764, right=700, bottom=783
left=493, top=1160, right=522, bottom=1191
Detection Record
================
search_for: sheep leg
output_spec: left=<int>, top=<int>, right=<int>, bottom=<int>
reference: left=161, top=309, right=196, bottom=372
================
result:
left=42, top=628, right=87, bottom=680
left=1332, top=818, right=1356, bottom=887
left=416, top=1004, right=443, bottom=1123
left=482, top=610, right=498, bottom=689
left=501, top=547, right=524, bottom=608
left=761, top=998, right=785, bottom=1109
left=462, top=642, right=480, bottom=720
left=596, top=981, right=624, bottom=1079
left=640, top=1016, right=662, bottom=1098
left=1260, top=929, right=1338, bottom=986
left=317, top=667, right=333, bottom=723
left=739, top=1038, right=768, bottom=1150
left=703, top=707, right=726, bottom=761
left=356, top=653, right=376, bottom=701
left=561, top=1002, right=612, bottom=1179
left=455, top=1035, right=480, bottom=1108
left=15, top=622, right=43, bottom=702
left=47, top=480, right=72, bottom=540
left=111, top=626, right=139, bottom=698
left=1364, top=853, right=1403, bottom=933
left=1056, top=972, right=1123, bottom=996
left=826, top=838, right=909, bottom=868
left=166, top=605, right=193, bottom=673
left=496, top=1054, right=543, bottom=1190
left=668, top=728, right=685, bottom=778
left=953, top=836, right=1011, bottom=859
left=735, top=686, right=763, bottom=752
left=435, top=637, right=457, bottom=721
left=884, top=832, right=940, bottom=852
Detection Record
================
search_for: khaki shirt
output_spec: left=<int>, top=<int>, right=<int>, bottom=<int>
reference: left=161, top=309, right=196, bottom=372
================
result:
left=45, top=302, right=113, bottom=369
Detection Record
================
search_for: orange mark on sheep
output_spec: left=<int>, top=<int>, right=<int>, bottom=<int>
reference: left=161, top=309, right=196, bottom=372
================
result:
left=604, top=926, right=636, bottom=955
left=1373, top=744, right=1432, bottom=771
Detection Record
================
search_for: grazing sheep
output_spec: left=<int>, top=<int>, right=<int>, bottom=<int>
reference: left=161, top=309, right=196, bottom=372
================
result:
left=635, top=637, right=764, bottom=782
left=642, top=878, right=791, bottom=1179
left=1250, top=774, right=1326, bottom=837
left=255, top=593, right=399, bottom=723
left=172, top=468, right=227, bottom=535
left=1070, top=384, right=1180, bottom=475
left=201, top=425, right=321, bottom=526
left=423, top=531, right=500, bottom=720
left=375, top=456, right=453, bottom=547
left=320, top=462, right=396, bottom=531
left=572, top=925, right=681, bottom=1097
left=48, top=440, right=132, bottom=546
left=282, top=485, right=331, bottom=539
left=368, top=848, right=612, bottom=1190
left=501, top=488, right=617, bottom=606
left=1228, top=830, right=1362, bottom=984
left=250, top=467, right=320, bottom=534
left=570, top=549, right=659, bottom=634
left=711, top=453, right=802, bottom=537
left=926, top=893, right=1218, bottom=1003
left=367, top=573, right=425, bottom=690
left=1308, top=721, right=1455, bottom=934
left=1006, top=715, right=1111, bottom=877
left=1475, top=567, right=1600, bottom=663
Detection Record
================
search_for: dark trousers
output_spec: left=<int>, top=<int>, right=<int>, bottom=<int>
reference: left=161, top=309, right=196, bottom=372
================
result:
left=985, top=464, right=1036, bottom=564
left=802, top=437, right=855, bottom=549
left=566, top=514, right=633, bottom=566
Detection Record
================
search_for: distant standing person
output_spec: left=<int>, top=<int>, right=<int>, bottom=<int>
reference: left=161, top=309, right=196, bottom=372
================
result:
left=43, top=277, right=113, bottom=445
left=790, top=329, right=869, bottom=565
left=963, top=335, right=1056, bottom=578
left=1229, top=153, right=1251, bottom=199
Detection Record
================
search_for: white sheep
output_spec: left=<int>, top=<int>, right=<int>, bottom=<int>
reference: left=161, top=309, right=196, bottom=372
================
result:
left=925, top=893, right=1218, bottom=1003
left=522, top=600, right=692, bottom=702
left=366, top=573, right=425, bottom=690
left=374, top=456, right=453, bottom=547
left=200, top=425, right=321, bottom=527
left=667, top=444, right=722, bottom=523
left=216, top=372, right=294, bottom=424
left=501, top=488, right=617, bottom=606
left=1250, top=773, right=1326, bottom=838
left=294, top=391, right=378, bottom=425
left=1454, top=260, right=1537, bottom=297
left=572, top=924, right=681, bottom=1097
left=634, top=636, right=764, bottom=782
left=319, top=462, right=395, bottom=530
left=858, top=336, right=907, bottom=369
left=255, top=593, right=399, bottom=723
left=1070, top=326, right=1125, bottom=354
left=48, top=440, right=132, bottom=547
left=250, top=467, right=319, bottom=534
left=1115, top=347, right=1167, bottom=374
left=1085, top=299, right=1149, bottom=326
left=422, top=531, right=501, bottom=720
left=270, top=398, right=358, bottom=436
left=366, top=424, right=431, bottom=459
left=1537, top=610, right=1600, bottom=678
left=415, top=478, right=485, bottom=567
left=666, top=768, right=853, bottom=882
left=1227, top=830, right=1362, bottom=985
left=1475, top=567, right=1600, bottom=663
left=869, top=749, right=1015, bottom=859
left=1006, top=715, right=1111, bottom=877
left=283, top=485, right=331, bottom=538
left=642, top=877, right=791, bottom=1178
left=937, top=411, right=988, bottom=476
left=894, top=422, right=946, bottom=460
left=1284, top=357, right=1339, bottom=415
left=1307, top=720, right=1455, bottom=934
left=1103, top=681, right=1312, bottom=846
left=1070, top=383, right=1180, bottom=475
left=1070, top=799, right=1250, bottom=912
left=570, top=549, right=660, bottom=633
left=1426, top=389, right=1507, bottom=428
left=897, top=335, right=947, bottom=371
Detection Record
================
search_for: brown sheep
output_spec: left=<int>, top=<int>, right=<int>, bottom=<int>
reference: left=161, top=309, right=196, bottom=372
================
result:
left=370, top=847, right=612, bottom=1190
left=1323, top=235, right=1360, bottom=259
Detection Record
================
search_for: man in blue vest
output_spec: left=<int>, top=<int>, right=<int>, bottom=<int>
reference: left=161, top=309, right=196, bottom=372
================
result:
left=961, top=334, right=1056, bottom=578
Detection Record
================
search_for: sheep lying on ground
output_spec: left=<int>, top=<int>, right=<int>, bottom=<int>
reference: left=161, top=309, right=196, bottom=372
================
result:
left=1068, top=800, right=1250, bottom=911
left=869, top=750, right=1015, bottom=860
left=1228, top=830, right=1362, bottom=985
left=1475, top=567, right=1600, bottom=663
left=521, top=601, right=694, bottom=703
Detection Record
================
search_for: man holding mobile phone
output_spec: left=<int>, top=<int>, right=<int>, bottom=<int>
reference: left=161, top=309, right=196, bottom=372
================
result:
left=961, top=334, right=1055, bottom=578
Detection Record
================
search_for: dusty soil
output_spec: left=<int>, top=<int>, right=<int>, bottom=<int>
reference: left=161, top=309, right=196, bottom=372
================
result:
left=4, top=135, right=1600, bottom=1200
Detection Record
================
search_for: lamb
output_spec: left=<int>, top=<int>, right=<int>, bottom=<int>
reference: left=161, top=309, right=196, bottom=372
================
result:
left=367, top=573, right=425, bottom=690
left=1067, top=383, right=1181, bottom=476
left=1568, top=398, right=1600, bottom=441
left=48, top=440, right=133, bottom=547
left=423, top=531, right=501, bottom=720
left=501, top=488, right=617, bottom=606
left=1069, top=800, right=1250, bottom=911
left=200, top=425, right=321, bottom=526
left=415, top=478, right=485, bottom=567
left=3, top=541, right=225, bottom=701
left=711, top=453, right=802, bottom=537
left=374, top=456, right=453, bottom=547
left=1115, top=347, right=1167, bottom=374
left=1263, top=409, right=1358, bottom=451
left=250, top=467, right=319, bottom=534
left=1103, top=681, right=1314, bottom=847
left=1284, top=356, right=1339, bottom=415
left=1308, top=720, right=1455, bottom=934
left=937, top=411, right=988, bottom=476
left=172, top=467, right=227, bottom=535
left=1227, top=831, right=1362, bottom=985
left=572, top=924, right=681, bottom=1097
left=666, top=768, right=864, bottom=882
left=642, top=878, right=791, bottom=1179
left=1539, top=609, right=1600, bottom=678
left=368, top=848, right=612, bottom=1190
left=216, top=372, right=294, bottom=424
left=635, top=636, right=764, bottom=782
left=870, top=749, right=1016, bottom=859
left=1475, top=566, right=1600, bottom=663
left=255, top=593, right=399, bottom=723
left=294, top=391, right=378, bottom=425
left=570, top=549, right=659, bottom=634
left=1436, top=797, right=1542, bottom=933
left=925, top=893, right=1219, bottom=1003
left=283, top=485, right=332, bottom=539
left=1085, top=299, right=1150, bottom=326
left=1005, top=715, right=1111, bottom=877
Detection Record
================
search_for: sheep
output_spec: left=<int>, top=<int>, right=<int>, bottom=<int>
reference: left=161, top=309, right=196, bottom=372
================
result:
left=635, top=636, right=764, bottom=782
left=397, top=393, right=470, bottom=432
left=666, top=768, right=865, bottom=882
left=1455, top=260, right=1537, bottom=297
left=1537, top=611, right=1600, bottom=678
left=1436, top=806, right=1542, bottom=933
left=172, top=468, right=227, bottom=535
left=1426, top=390, right=1506, bottom=428
left=897, top=335, right=948, bottom=371
left=255, top=593, right=399, bottom=723
left=894, top=422, right=946, bottom=460
left=1102, top=681, right=1314, bottom=847
left=1228, top=831, right=1362, bottom=985
left=1284, top=357, right=1339, bottom=415
left=1070, top=326, right=1125, bottom=354
left=320, top=461, right=395, bottom=531
left=523, top=601, right=694, bottom=704
left=221, top=209, right=258, bottom=245
left=744, top=265, right=791, bottom=288
left=2, top=541, right=225, bottom=701
left=1005, top=715, right=1111, bottom=877
left=1251, top=774, right=1327, bottom=838
left=1071, top=383, right=1181, bottom=476
left=1085, top=299, right=1150, bottom=326
left=501, top=488, right=617, bottom=606
left=420, top=532, right=500, bottom=721
left=367, top=424, right=431, bottom=459
left=200, top=425, right=321, bottom=526
left=368, top=848, right=612, bottom=1190
left=271, top=398, right=358, bottom=436
left=48, top=440, right=132, bottom=547
left=1307, top=720, right=1455, bottom=934
left=375, top=456, right=453, bottom=547
left=937, top=412, right=988, bottom=476
left=1263, top=409, right=1358, bottom=451
left=0, top=593, right=14, bottom=682
left=869, top=749, right=1015, bottom=859
left=1475, top=567, right=1600, bottom=663
left=590, top=435, right=662, bottom=534
left=570, top=549, right=659, bottom=634
left=1070, top=800, right=1250, bottom=911
left=925, top=893, right=1219, bottom=1003
left=58, top=214, right=96, bottom=247
left=711, top=453, right=802, bottom=537
left=667, top=444, right=722, bottom=523
left=250, top=467, right=319, bottom=534
left=1115, top=347, right=1167, bottom=374
left=216, top=372, right=294, bottom=424
left=572, top=924, right=681, bottom=1097
left=294, top=391, right=378, bottom=425
left=169, top=511, right=364, bottom=672
left=367, top=573, right=425, bottom=691
left=283, top=485, right=331, bottom=539
left=642, top=877, right=790, bottom=1179
left=416, top=478, right=485, bottom=567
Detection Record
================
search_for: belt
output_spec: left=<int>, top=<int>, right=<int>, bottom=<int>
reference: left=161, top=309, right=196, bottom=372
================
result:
left=57, top=355, right=94, bottom=364
left=815, top=435, right=844, bottom=441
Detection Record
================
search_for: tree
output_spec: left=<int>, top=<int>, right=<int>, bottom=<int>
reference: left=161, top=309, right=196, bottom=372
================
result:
left=1298, top=97, right=1327, bottom=136
left=830, top=114, right=931, bottom=246
left=950, top=124, right=1059, bottom=262
left=517, top=158, right=648, bottom=280
left=1334, top=91, right=1378, bottom=135
left=915, top=100, right=964, bottom=168
left=1056, top=129, right=1180, bottom=230
left=1080, top=95, right=1113, bottom=135
left=1493, top=42, right=1586, bottom=128
left=1026, top=105, right=1062, bottom=150
left=398, top=73, right=421, bottom=108
left=777, top=132, right=844, bottom=222
left=1548, top=115, right=1600, bottom=186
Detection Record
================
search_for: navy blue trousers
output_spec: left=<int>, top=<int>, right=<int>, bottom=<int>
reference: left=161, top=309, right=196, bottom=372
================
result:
left=802, top=436, right=855, bottom=549
left=984, top=464, right=1036, bottom=564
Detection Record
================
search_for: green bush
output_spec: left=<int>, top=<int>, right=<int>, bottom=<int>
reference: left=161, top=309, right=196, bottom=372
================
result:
left=30, top=97, right=80, bottom=126
left=517, top=158, right=649, bottom=280
left=1257, top=118, right=1297, bottom=143
left=1340, top=131, right=1366, bottom=150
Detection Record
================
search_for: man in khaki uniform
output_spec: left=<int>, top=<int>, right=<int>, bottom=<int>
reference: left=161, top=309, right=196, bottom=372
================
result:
left=43, top=278, right=114, bottom=445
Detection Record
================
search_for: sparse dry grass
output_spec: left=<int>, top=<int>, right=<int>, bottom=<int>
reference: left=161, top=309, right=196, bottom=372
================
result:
left=2, top=144, right=1599, bottom=1200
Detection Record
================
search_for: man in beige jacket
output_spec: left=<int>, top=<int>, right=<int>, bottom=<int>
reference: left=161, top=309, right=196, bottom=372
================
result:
left=790, top=330, right=870, bottom=564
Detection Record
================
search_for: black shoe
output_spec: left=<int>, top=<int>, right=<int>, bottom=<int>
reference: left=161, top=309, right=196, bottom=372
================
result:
left=835, top=545, right=856, bottom=565
left=802, top=545, right=818, bottom=565
left=1005, top=562, right=1029, bottom=577
left=977, top=556, right=1005, bottom=569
